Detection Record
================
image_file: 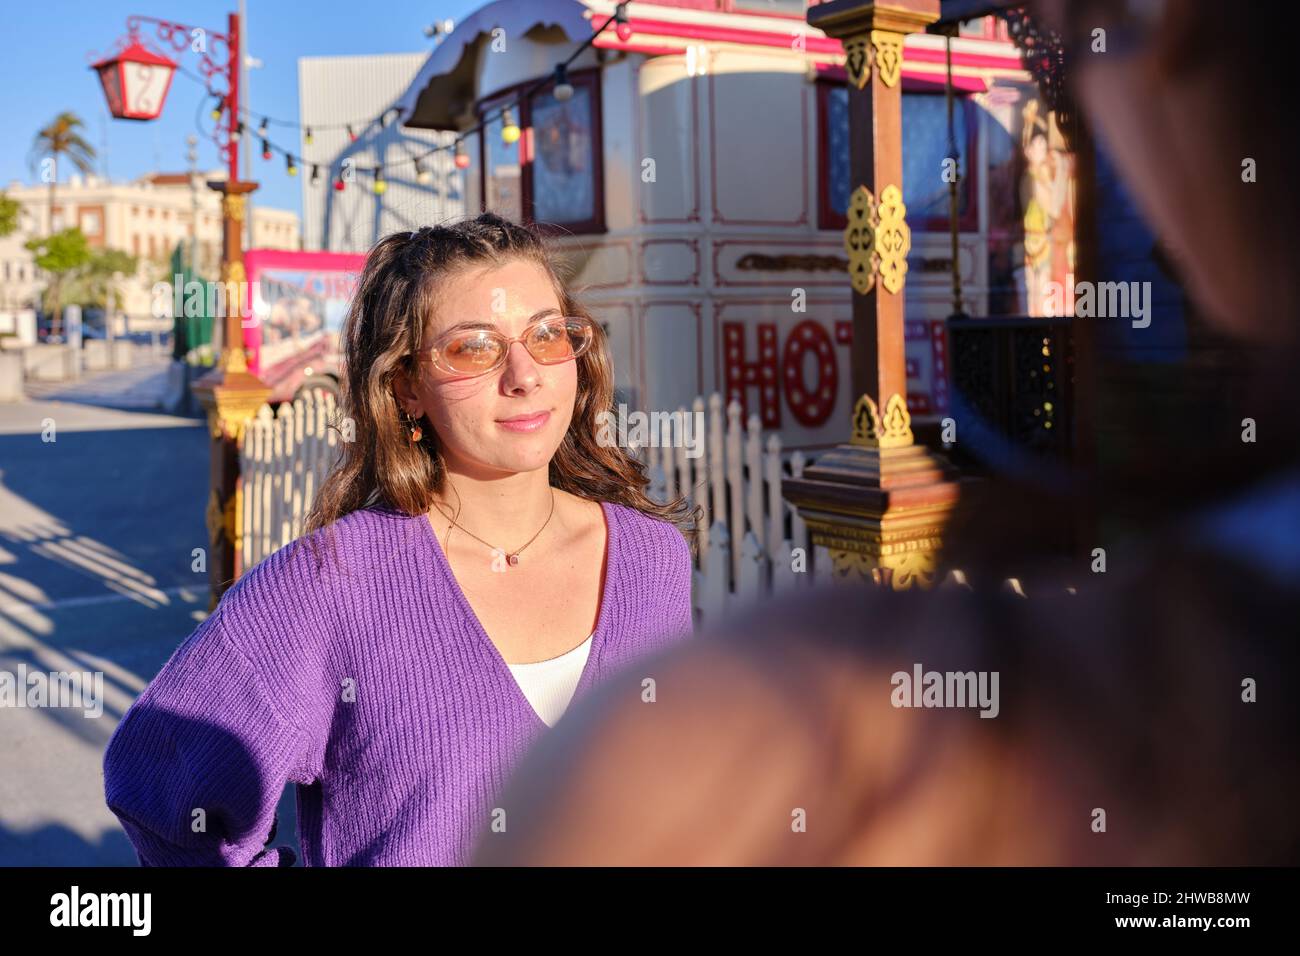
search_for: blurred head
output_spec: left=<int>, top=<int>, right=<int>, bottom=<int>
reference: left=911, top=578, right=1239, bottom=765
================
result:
left=304, top=213, right=695, bottom=560
left=1036, top=0, right=1298, bottom=342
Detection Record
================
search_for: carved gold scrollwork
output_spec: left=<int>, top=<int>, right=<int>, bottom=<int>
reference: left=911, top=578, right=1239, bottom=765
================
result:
left=830, top=548, right=937, bottom=589
left=219, top=259, right=249, bottom=374
left=874, top=184, right=910, bottom=294
left=870, top=30, right=903, bottom=88
left=221, top=339, right=249, bottom=374
left=221, top=259, right=246, bottom=285
left=222, top=194, right=247, bottom=223
left=844, top=35, right=871, bottom=89
left=843, top=185, right=876, bottom=295
left=850, top=392, right=914, bottom=449
left=205, top=486, right=242, bottom=549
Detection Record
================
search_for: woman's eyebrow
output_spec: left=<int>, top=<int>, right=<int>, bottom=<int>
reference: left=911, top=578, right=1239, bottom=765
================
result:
left=439, top=308, right=561, bottom=335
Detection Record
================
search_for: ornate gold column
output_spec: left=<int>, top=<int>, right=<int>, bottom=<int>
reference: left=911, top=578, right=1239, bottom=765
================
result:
left=190, top=178, right=269, bottom=608
left=784, top=0, right=959, bottom=589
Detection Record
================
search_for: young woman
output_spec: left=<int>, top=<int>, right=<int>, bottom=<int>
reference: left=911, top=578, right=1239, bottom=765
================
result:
left=102, top=213, right=697, bottom=866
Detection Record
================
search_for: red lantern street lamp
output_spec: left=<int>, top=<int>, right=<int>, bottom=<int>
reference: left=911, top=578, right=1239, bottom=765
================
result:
left=91, top=13, right=268, bottom=608
left=90, top=38, right=177, bottom=121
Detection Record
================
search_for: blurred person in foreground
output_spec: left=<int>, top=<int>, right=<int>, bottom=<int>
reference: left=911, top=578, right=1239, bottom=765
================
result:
left=472, top=0, right=1300, bottom=866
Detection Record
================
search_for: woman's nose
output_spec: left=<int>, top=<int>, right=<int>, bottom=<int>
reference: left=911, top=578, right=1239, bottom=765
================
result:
left=500, top=339, right=540, bottom=390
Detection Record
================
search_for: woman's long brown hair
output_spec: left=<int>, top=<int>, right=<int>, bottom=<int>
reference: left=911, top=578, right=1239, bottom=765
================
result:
left=302, top=212, right=698, bottom=570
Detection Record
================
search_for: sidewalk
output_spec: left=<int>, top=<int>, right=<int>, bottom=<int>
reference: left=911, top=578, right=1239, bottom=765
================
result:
left=20, top=352, right=178, bottom=413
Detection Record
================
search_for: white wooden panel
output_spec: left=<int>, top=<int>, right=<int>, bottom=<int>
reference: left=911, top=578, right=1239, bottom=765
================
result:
left=641, top=301, right=702, bottom=414
left=639, top=57, right=698, bottom=223
left=708, top=51, right=805, bottom=225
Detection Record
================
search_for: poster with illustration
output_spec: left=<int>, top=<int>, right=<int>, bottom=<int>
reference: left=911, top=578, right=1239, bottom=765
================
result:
left=242, top=251, right=364, bottom=378
left=984, top=84, right=1076, bottom=316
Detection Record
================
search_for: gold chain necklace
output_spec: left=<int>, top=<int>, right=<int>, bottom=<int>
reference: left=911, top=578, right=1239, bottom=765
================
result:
left=432, top=487, right=555, bottom=567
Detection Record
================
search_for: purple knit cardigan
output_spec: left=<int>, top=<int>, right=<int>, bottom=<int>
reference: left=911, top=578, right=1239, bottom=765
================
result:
left=102, top=500, right=694, bottom=866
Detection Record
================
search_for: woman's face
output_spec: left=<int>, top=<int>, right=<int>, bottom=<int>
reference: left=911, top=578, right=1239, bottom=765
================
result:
left=401, top=257, right=578, bottom=480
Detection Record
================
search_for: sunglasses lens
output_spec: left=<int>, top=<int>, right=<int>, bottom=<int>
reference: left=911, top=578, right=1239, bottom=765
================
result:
left=434, top=318, right=594, bottom=373
left=443, top=332, right=505, bottom=373
left=526, top=317, right=593, bottom=364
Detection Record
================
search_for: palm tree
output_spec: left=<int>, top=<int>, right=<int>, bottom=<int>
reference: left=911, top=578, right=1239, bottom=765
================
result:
left=29, top=112, right=97, bottom=234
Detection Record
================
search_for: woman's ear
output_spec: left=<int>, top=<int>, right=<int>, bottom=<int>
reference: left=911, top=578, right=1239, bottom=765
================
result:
left=392, top=370, right=421, bottom=418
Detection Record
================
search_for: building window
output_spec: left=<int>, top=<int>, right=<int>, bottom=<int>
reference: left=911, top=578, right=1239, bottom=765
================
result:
left=476, top=67, right=605, bottom=235
left=481, top=96, right=523, bottom=224
left=818, top=82, right=977, bottom=232
left=531, top=79, right=598, bottom=226
left=80, top=211, right=101, bottom=235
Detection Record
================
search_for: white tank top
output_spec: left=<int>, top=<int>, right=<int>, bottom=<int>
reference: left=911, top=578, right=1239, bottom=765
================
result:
left=505, top=633, right=594, bottom=727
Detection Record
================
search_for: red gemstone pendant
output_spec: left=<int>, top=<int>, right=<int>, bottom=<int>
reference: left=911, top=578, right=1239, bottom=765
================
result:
left=508, top=553, right=519, bottom=566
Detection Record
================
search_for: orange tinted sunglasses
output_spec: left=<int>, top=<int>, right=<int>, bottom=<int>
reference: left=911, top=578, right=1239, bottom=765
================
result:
left=420, top=315, right=595, bottom=377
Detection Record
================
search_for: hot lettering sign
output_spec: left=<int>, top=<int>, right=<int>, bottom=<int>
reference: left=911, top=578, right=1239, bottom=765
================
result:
left=721, top=318, right=948, bottom=429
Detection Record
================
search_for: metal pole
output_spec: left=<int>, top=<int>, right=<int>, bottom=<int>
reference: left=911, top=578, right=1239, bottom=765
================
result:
left=228, top=12, right=239, bottom=183
left=945, top=30, right=964, bottom=318
left=107, top=270, right=123, bottom=346
left=187, top=135, right=199, bottom=276
left=106, top=281, right=115, bottom=349
left=239, top=0, right=253, bottom=252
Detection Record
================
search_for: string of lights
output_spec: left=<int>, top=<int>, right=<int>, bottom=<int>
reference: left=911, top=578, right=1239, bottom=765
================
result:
left=181, top=2, right=631, bottom=194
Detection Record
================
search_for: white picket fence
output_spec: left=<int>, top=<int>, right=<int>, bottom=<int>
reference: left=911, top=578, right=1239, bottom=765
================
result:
left=234, top=388, right=833, bottom=626
left=238, top=389, right=342, bottom=571
left=636, top=393, right=834, bottom=625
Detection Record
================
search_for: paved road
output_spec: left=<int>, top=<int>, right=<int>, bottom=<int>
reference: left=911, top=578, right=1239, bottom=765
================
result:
left=0, top=393, right=301, bottom=866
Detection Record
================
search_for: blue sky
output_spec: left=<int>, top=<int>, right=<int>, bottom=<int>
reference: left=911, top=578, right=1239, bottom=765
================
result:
left=0, top=0, right=482, bottom=217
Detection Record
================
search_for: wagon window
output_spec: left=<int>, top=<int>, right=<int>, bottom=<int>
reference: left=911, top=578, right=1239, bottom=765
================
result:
left=482, top=102, right=523, bottom=224
left=531, top=83, right=596, bottom=225
left=474, top=68, right=605, bottom=234
left=822, top=85, right=972, bottom=231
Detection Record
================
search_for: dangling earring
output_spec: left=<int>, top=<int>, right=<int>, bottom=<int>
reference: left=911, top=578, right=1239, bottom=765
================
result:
left=403, top=409, right=423, bottom=443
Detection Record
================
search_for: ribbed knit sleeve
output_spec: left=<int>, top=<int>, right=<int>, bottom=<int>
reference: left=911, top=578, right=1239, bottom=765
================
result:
left=665, top=526, right=696, bottom=641
left=102, top=537, right=334, bottom=867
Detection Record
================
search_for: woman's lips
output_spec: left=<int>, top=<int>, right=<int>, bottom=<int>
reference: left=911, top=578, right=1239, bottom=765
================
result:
left=496, top=410, right=551, bottom=433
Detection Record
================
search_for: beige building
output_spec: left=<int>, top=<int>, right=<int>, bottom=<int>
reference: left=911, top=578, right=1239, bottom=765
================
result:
left=0, top=171, right=300, bottom=324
